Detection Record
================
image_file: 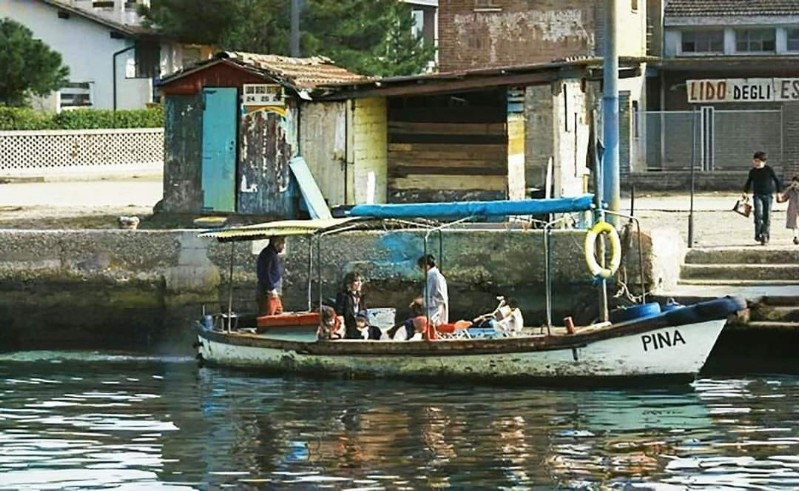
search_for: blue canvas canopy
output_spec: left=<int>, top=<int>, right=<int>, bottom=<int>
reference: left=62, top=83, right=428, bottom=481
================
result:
left=349, top=194, right=594, bottom=220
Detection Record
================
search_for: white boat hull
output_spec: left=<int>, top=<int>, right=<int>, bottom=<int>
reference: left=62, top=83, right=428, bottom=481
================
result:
left=197, top=318, right=727, bottom=384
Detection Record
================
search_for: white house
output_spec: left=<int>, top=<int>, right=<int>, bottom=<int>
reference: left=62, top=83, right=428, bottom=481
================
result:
left=402, top=0, right=438, bottom=70
left=0, top=0, right=210, bottom=112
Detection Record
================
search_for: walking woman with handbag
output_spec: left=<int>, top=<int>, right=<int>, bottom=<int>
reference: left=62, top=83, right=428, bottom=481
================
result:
left=742, top=151, right=782, bottom=245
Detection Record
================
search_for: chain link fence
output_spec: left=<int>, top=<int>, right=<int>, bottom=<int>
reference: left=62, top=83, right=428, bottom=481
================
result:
left=644, top=109, right=783, bottom=172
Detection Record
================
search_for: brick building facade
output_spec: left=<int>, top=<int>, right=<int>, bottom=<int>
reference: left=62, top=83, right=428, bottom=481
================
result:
left=438, top=0, right=646, bottom=71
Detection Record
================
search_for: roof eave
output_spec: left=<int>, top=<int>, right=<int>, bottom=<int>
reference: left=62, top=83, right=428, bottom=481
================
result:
left=157, top=58, right=305, bottom=93
left=665, top=14, right=799, bottom=26
left=38, top=0, right=150, bottom=37
left=316, top=57, right=649, bottom=100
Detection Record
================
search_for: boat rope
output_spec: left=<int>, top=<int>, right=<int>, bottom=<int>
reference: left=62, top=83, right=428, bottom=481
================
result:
left=584, top=221, right=622, bottom=280
left=614, top=279, right=653, bottom=304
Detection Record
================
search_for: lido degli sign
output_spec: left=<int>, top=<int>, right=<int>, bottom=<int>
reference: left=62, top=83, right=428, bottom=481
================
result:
left=687, top=78, right=799, bottom=103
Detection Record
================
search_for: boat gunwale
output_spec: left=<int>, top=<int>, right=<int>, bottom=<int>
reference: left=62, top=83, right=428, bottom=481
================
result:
left=197, top=305, right=732, bottom=357
left=194, top=358, right=699, bottom=387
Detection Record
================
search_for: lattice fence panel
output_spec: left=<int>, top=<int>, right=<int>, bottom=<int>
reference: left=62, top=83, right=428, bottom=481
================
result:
left=0, top=128, right=164, bottom=176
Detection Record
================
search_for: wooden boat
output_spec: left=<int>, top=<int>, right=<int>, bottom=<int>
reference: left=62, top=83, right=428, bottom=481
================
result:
left=195, top=197, right=745, bottom=386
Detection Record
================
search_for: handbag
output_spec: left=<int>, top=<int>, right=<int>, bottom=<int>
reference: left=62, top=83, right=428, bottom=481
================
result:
left=732, top=197, right=752, bottom=218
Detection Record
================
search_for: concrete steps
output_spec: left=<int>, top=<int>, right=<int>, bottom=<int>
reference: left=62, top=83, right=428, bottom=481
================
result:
left=737, top=321, right=799, bottom=330
left=678, top=278, right=799, bottom=286
left=680, top=246, right=799, bottom=284
left=676, top=246, right=799, bottom=331
left=681, top=264, right=799, bottom=281
left=751, top=306, right=799, bottom=322
left=684, top=247, right=799, bottom=265
left=749, top=296, right=799, bottom=323
left=761, top=295, right=799, bottom=306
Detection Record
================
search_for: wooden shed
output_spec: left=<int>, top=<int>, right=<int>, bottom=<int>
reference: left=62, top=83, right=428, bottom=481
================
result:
left=319, top=58, right=643, bottom=203
left=157, top=51, right=364, bottom=217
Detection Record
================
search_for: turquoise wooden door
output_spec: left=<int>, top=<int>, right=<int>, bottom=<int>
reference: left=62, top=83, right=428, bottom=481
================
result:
left=201, top=88, right=237, bottom=212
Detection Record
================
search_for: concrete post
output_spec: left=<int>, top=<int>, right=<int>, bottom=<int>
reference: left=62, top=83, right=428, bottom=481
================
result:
left=602, top=0, right=620, bottom=224
left=290, top=0, right=302, bottom=57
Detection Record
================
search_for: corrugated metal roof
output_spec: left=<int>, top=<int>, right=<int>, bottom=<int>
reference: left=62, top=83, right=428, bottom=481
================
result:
left=159, top=51, right=368, bottom=92
left=198, top=218, right=358, bottom=242
left=223, top=51, right=367, bottom=89
left=665, top=0, right=799, bottom=17
left=316, top=56, right=650, bottom=99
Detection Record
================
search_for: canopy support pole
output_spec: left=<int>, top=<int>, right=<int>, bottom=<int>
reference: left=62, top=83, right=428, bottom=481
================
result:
left=227, top=242, right=235, bottom=332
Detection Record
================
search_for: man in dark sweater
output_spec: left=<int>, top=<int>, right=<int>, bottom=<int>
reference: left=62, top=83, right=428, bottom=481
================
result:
left=743, top=151, right=782, bottom=245
left=256, top=236, right=286, bottom=315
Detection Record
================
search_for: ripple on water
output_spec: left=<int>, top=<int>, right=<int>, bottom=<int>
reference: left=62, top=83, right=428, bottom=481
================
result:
left=0, top=355, right=798, bottom=489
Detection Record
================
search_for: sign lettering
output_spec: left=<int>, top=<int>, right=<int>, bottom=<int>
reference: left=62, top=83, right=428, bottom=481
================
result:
left=641, top=329, right=686, bottom=352
left=687, top=78, right=799, bottom=103
left=242, top=84, right=285, bottom=106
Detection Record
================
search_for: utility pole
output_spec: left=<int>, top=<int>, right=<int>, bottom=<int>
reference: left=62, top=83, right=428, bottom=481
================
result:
left=602, top=0, right=620, bottom=224
left=290, top=0, right=302, bottom=57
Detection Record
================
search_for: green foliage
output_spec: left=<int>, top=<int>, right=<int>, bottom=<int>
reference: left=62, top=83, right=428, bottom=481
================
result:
left=52, top=107, right=165, bottom=129
left=141, top=0, right=289, bottom=54
left=0, top=107, right=164, bottom=131
left=0, top=107, right=53, bottom=130
left=303, top=0, right=435, bottom=77
left=0, top=18, right=70, bottom=107
left=140, top=0, right=435, bottom=77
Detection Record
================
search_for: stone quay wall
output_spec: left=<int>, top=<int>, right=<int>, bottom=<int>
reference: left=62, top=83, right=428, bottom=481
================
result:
left=0, top=227, right=684, bottom=351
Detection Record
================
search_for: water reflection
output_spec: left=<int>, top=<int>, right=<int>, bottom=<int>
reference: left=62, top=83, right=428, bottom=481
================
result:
left=0, top=353, right=798, bottom=489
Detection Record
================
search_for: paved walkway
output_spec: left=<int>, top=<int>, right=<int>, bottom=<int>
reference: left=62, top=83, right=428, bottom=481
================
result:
left=621, top=192, right=797, bottom=249
left=1, top=178, right=795, bottom=301
left=0, top=175, right=162, bottom=208
left=0, top=178, right=795, bottom=247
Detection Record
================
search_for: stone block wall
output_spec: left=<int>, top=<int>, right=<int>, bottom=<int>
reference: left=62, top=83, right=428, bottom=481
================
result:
left=625, top=171, right=749, bottom=192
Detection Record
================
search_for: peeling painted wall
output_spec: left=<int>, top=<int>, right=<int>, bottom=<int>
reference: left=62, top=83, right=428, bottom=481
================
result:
left=507, top=113, right=526, bottom=200
left=162, top=94, right=204, bottom=213
left=352, top=98, right=388, bottom=204
left=553, top=79, right=591, bottom=197
left=440, top=1, right=596, bottom=71
left=525, top=84, right=555, bottom=190
left=439, top=0, right=646, bottom=71
left=523, top=79, right=591, bottom=198
left=238, top=104, right=297, bottom=217
left=618, top=75, right=646, bottom=173
left=615, top=0, right=647, bottom=57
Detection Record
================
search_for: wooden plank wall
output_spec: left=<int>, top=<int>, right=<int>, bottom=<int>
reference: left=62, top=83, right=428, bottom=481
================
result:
left=387, top=90, right=508, bottom=202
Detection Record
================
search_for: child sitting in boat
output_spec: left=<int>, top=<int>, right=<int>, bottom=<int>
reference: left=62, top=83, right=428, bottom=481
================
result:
left=389, top=299, right=438, bottom=341
left=318, top=305, right=344, bottom=340
left=355, top=311, right=382, bottom=340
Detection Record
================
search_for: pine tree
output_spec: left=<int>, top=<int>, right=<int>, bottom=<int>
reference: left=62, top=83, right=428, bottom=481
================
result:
left=0, top=19, right=70, bottom=107
left=141, top=0, right=289, bottom=54
left=141, top=0, right=435, bottom=77
left=302, top=0, right=434, bottom=76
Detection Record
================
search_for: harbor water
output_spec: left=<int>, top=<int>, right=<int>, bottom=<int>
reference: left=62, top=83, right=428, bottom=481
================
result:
left=1, top=351, right=798, bottom=489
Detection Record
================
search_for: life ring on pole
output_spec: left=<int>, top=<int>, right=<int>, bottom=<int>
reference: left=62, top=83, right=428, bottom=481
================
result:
left=584, top=221, right=622, bottom=280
